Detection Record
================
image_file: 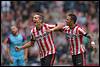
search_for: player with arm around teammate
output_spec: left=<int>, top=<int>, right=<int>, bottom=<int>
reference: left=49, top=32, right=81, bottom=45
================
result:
left=15, top=14, right=58, bottom=66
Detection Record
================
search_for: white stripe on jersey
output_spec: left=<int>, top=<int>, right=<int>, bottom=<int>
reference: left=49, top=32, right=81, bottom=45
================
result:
left=39, top=30, right=48, bottom=57
left=43, top=27, right=51, bottom=51
left=42, top=26, right=51, bottom=56
left=78, top=27, right=86, bottom=35
left=72, top=26, right=78, bottom=55
left=77, top=36, right=81, bottom=54
left=31, top=28, right=45, bottom=58
left=48, top=33, right=55, bottom=54
left=44, top=24, right=55, bottom=54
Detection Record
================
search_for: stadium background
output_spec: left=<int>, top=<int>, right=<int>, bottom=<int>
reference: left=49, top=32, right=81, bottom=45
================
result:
left=1, top=1, right=99, bottom=66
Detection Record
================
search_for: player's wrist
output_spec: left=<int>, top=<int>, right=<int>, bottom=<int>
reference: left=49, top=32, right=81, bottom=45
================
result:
left=51, top=28, right=55, bottom=31
left=17, top=46, right=23, bottom=50
left=90, top=41, right=96, bottom=48
left=91, top=41, right=95, bottom=45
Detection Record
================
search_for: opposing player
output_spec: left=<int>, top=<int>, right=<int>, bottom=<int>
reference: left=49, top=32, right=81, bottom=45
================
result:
left=15, top=14, right=57, bottom=66
left=3, top=26, right=28, bottom=66
left=46, top=14, right=96, bottom=66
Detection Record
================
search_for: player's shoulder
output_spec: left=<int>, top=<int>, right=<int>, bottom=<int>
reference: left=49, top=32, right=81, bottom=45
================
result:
left=63, top=25, right=70, bottom=29
left=8, top=33, right=12, bottom=37
left=43, top=23, right=50, bottom=26
left=76, top=24, right=82, bottom=29
left=6, top=33, right=13, bottom=39
left=30, top=27, right=36, bottom=33
left=20, top=33, right=25, bottom=37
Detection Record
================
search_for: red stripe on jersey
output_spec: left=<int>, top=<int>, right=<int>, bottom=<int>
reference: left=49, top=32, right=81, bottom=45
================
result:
left=63, top=27, right=68, bottom=33
left=80, top=35, right=83, bottom=53
left=67, top=29, right=72, bottom=55
left=36, top=29, right=45, bottom=58
left=39, top=38, right=46, bottom=57
left=32, top=28, right=43, bottom=57
left=71, top=28, right=74, bottom=55
left=51, top=32, right=56, bottom=53
left=44, top=25, right=55, bottom=54
left=41, top=26, right=49, bottom=55
left=75, top=26, right=79, bottom=54
left=37, top=41, right=43, bottom=57
left=80, top=32, right=85, bottom=53
left=50, top=54, right=55, bottom=65
left=44, top=24, right=54, bottom=54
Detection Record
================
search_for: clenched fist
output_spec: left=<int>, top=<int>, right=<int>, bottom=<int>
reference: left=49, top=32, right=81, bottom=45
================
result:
left=15, top=46, right=21, bottom=51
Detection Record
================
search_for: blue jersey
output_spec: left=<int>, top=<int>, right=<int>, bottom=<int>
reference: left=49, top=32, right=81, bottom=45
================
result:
left=8, top=33, right=26, bottom=57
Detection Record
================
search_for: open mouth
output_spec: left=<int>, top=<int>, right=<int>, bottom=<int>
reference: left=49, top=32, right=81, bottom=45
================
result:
left=33, top=21, right=36, bottom=24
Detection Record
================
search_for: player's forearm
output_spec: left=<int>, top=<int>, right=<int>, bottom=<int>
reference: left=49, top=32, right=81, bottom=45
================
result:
left=24, top=48, right=28, bottom=58
left=21, top=41, right=34, bottom=49
left=84, top=33, right=93, bottom=42
left=84, top=33, right=95, bottom=47
left=53, top=23, right=65, bottom=31
left=5, top=47, right=11, bottom=59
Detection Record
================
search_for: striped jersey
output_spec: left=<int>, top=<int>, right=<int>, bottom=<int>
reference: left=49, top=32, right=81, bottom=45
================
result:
left=62, top=25, right=86, bottom=55
left=31, top=23, right=56, bottom=58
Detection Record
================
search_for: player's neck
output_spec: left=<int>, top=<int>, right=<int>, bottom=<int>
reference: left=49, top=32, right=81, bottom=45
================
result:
left=70, top=24, right=75, bottom=29
left=36, top=23, right=43, bottom=30
left=13, top=32, right=18, bottom=36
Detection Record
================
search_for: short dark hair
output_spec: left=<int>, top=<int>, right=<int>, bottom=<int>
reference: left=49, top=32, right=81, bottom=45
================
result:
left=68, top=14, right=77, bottom=24
left=34, top=13, right=44, bottom=22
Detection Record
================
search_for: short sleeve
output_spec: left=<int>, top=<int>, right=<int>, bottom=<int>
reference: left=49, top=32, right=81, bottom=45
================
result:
left=22, top=34, right=27, bottom=41
left=78, top=27, right=87, bottom=35
left=7, top=35, right=10, bottom=43
left=45, top=24, right=56, bottom=29
left=62, top=26, right=69, bottom=33
left=30, top=28, right=35, bottom=41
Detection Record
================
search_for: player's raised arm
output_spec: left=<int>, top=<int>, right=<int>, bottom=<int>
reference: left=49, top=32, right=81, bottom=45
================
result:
left=46, top=23, right=65, bottom=32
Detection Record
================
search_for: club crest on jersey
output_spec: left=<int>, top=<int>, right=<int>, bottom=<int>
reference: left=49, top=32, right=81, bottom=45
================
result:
left=35, top=32, right=49, bottom=40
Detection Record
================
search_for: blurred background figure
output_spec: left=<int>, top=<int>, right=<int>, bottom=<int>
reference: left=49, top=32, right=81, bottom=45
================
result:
left=2, top=26, right=28, bottom=66
left=1, top=1, right=11, bottom=12
left=1, top=1, right=99, bottom=66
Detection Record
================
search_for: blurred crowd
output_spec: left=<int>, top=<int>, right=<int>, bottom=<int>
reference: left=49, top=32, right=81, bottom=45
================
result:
left=1, top=1, right=99, bottom=66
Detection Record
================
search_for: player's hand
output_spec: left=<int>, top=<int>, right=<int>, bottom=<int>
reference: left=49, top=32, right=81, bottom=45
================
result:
left=90, top=41, right=97, bottom=54
left=15, top=46, right=21, bottom=51
left=90, top=41, right=96, bottom=49
left=46, top=29, right=54, bottom=33
left=9, top=56, right=13, bottom=64
left=24, top=56, right=28, bottom=63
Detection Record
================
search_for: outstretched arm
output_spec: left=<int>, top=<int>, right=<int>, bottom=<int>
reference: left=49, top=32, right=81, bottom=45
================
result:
left=15, top=34, right=35, bottom=51
left=17, top=41, right=34, bottom=50
left=46, top=23, right=65, bottom=32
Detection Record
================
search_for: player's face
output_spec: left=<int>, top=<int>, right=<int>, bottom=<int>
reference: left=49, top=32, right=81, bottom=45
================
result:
left=65, top=16, right=73, bottom=27
left=32, top=15, right=42, bottom=29
left=11, top=26, right=18, bottom=35
left=33, top=15, right=40, bottom=24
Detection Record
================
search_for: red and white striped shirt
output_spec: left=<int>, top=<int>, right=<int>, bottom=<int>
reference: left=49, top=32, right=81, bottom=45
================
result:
left=62, top=25, right=86, bottom=55
left=31, top=23, right=56, bottom=58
